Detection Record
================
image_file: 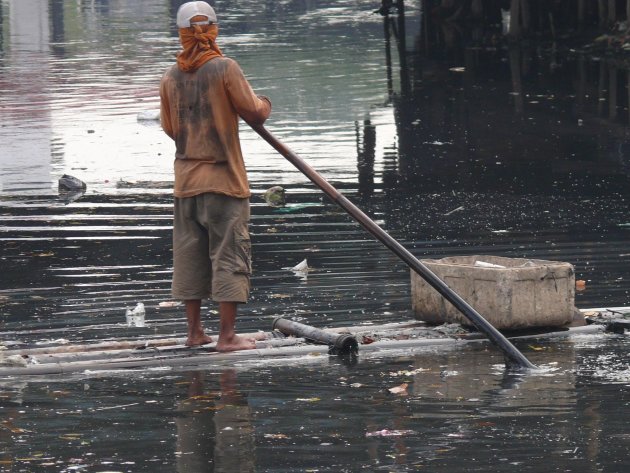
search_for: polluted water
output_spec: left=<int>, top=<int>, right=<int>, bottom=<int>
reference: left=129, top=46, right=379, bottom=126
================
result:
left=0, top=1, right=629, bottom=472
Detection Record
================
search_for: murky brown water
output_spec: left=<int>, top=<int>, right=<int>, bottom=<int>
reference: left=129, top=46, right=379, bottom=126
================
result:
left=1, top=1, right=629, bottom=471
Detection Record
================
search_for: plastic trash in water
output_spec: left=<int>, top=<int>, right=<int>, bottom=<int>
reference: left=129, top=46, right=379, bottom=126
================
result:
left=263, top=186, right=286, bottom=207
left=292, top=259, right=308, bottom=272
left=58, top=174, right=86, bottom=204
left=287, top=259, right=309, bottom=281
left=137, top=110, right=160, bottom=121
left=365, top=429, right=416, bottom=438
left=158, top=301, right=181, bottom=308
left=58, top=174, right=86, bottom=191
left=273, top=202, right=318, bottom=214
left=125, top=303, right=146, bottom=327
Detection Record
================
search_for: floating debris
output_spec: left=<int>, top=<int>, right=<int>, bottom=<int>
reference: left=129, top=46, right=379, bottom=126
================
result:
left=291, top=259, right=308, bottom=272
left=58, top=174, right=87, bottom=203
left=389, top=368, right=429, bottom=377
left=388, top=383, right=409, bottom=395
left=287, top=258, right=310, bottom=280
left=158, top=301, right=181, bottom=308
left=35, top=339, right=70, bottom=346
left=125, top=303, right=146, bottom=327
left=296, top=397, right=320, bottom=402
left=137, top=110, right=160, bottom=121
left=273, top=203, right=319, bottom=213
left=58, top=174, right=86, bottom=191
left=264, top=433, right=289, bottom=440
left=366, top=429, right=416, bottom=438
left=423, top=140, right=452, bottom=146
left=444, top=206, right=464, bottom=216
left=263, top=186, right=286, bottom=207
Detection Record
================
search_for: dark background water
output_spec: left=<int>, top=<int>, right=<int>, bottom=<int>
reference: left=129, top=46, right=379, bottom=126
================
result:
left=0, top=1, right=629, bottom=471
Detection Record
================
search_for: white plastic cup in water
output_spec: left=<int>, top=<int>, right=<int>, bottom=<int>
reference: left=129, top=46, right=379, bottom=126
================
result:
left=125, top=302, right=146, bottom=327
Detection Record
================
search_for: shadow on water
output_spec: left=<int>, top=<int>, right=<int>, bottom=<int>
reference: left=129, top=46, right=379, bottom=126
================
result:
left=174, top=370, right=256, bottom=472
left=0, top=0, right=629, bottom=471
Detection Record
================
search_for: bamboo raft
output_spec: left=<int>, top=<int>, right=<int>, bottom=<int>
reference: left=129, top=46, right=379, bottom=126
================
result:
left=0, top=308, right=626, bottom=378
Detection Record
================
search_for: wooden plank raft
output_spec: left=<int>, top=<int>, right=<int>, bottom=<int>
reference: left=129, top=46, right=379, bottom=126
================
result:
left=0, top=310, right=623, bottom=377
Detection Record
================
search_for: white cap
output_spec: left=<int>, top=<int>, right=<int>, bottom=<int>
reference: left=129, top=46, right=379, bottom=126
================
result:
left=176, top=2, right=217, bottom=28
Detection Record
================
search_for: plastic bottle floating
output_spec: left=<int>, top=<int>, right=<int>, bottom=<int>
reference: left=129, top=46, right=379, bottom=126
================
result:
left=125, top=303, right=146, bottom=327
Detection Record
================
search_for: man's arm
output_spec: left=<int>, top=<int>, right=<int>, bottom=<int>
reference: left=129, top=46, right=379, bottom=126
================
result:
left=225, top=60, right=271, bottom=125
left=159, top=78, right=175, bottom=140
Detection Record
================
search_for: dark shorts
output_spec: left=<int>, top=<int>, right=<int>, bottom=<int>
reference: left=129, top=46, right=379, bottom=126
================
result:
left=172, top=194, right=251, bottom=303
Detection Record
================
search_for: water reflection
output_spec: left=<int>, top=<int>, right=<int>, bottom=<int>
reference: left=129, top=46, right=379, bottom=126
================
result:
left=376, top=341, right=610, bottom=472
left=49, top=0, right=65, bottom=58
left=175, top=369, right=255, bottom=473
left=0, top=3, right=4, bottom=56
left=355, top=117, right=376, bottom=199
left=376, top=0, right=630, bottom=196
left=0, top=335, right=626, bottom=471
left=0, top=0, right=53, bottom=194
left=0, top=0, right=628, bottom=198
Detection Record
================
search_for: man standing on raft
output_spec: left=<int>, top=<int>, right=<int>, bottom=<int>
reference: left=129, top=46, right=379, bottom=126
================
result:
left=160, top=2, right=271, bottom=351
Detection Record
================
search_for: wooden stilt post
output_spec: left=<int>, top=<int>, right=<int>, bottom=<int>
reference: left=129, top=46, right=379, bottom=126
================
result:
left=599, top=0, right=607, bottom=27
left=578, top=0, right=585, bottom=28
left=598, top=61, right=607, bottom=116
left=609, top=65, right=618, bottom=121
left=520, top=0, right=530, bottom=34
left=471, top=0, right=483, bottom=19
left=510, top=0, right=521, bottom=37
left=509, top=47, right=524, bottom=114
left=577, top=56, right=586, bottom=117
left=608, top=0, right=617, bottom=24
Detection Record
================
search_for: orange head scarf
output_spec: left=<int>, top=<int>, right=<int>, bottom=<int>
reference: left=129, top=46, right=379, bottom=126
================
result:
left=176, top=24, right=223, bottom=73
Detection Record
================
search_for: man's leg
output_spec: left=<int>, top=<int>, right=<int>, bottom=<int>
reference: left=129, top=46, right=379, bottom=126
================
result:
left=173, top=197, right=213, bottom=347
left=215, top=301, right=256, bottom=352
left=185, top=299, right=213, bottom=346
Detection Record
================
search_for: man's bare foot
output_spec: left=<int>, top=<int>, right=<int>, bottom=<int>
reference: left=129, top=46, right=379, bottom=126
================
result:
left=216, top=334, right=256, bottom=352
left=185, top=333, right=213, bottom=347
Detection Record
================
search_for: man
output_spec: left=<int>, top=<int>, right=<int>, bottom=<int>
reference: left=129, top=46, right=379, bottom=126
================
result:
left=160, top=2, right=271, bottom=351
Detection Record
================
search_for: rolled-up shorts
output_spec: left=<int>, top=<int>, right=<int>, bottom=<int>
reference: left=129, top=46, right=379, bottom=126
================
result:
left=172, top=193, right=251, bottom=303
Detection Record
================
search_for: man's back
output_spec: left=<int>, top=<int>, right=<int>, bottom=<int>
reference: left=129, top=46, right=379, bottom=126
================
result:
left=160, top=57, right=270, bottom=199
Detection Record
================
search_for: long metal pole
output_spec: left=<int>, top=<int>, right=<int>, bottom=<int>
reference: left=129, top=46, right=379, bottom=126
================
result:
left=250, top=123, right=537, bottom=370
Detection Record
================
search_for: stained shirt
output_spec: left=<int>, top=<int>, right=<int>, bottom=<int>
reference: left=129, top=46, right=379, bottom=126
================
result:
left=160, top=57, right=271, bottom=198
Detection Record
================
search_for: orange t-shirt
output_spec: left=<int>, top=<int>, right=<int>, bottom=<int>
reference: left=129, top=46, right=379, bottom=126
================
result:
left=160, top=57, right=271, bottom=198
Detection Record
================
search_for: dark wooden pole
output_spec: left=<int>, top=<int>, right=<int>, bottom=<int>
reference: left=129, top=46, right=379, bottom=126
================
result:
left=599, top=0, right=607, bottom=27
left=509, top=0, right=521, bottom=37
left=609, top=65, right=618, bottom=121
left=250, top=123, right=537, bottom=370
left=608, top=0, right=617, bottom=23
